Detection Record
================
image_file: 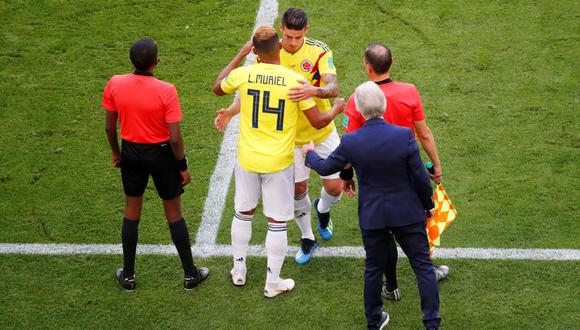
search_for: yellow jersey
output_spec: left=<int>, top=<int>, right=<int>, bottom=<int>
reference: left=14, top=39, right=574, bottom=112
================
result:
left=280, top=37, right=337, bottom=145
left=221, top=63, right=316, bottom=173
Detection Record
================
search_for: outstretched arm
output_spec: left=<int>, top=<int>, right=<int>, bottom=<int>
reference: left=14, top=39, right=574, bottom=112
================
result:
left=302, top=97, right=345, bottom=129
left=213, top=41, right=253, bottom=96
left=317, top=73, right=340, bottom=98
left=214, top=94, right=241, bottom=132
left=304, top=140, right=349, bottom=176
left=288, top=73, right=339, bottom=101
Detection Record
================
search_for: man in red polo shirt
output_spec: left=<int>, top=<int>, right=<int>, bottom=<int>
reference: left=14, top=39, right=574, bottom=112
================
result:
left=342, top=43, right=447, bottom=302
left=103, top=38, right=208, bottom=291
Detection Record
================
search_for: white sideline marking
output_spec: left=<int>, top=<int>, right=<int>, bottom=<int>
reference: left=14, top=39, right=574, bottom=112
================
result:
left=195, top=0, right=278, bottom=246
left=1, top=243, right=579, bottom=261
left=3, top=0, right=577, bottom=263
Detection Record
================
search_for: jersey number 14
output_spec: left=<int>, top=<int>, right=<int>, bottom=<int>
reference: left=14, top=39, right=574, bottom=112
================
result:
left=247, top=89, right=285, bottom=131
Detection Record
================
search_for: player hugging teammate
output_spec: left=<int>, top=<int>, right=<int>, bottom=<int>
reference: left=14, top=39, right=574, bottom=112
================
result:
left=215, top=8, right=344, bottom=266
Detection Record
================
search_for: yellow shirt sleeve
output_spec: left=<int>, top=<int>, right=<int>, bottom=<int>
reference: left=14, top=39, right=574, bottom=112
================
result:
left=317, top=50, right=336, bottom=76
left=220, top=67, right=244, bottom=95
left=298, top=97, right=316, bottom=111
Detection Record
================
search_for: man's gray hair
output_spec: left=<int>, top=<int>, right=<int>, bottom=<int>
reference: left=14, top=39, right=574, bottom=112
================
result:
left=354, top=81, right=386, bottom=120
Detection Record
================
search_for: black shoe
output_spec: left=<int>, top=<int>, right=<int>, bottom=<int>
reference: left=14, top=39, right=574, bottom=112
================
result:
left=116, top=268, right=136, bottom=291
left=314, top=198, right=334, bottom=241
left=302, top=238, right=318, bottom=254
left=378, top=311, right=390, bottom=330
left=184, top=267, right=210, bottom=290
left=295, top=238, right=318, bottom=265
left=368, top=311, right=390, bottom=330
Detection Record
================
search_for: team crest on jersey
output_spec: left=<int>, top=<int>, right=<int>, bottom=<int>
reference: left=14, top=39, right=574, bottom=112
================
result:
left=300, top=60, right=313, bottom=72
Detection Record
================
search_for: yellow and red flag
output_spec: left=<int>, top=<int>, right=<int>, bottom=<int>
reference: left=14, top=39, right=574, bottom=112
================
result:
left=426, top=184, right=458, bottom=258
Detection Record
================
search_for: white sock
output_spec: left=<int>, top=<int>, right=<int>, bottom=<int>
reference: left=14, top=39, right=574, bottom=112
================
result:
left=231, top=212, right=252, bottom=272
left=265, top=222, right=287, bottom=286
left=317, top=186, right=341, bottom=213
left=294, top=191, right=315, bottom=240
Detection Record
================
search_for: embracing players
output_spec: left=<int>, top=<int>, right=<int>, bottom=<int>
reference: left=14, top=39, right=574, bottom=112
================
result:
left=215, top=8, right=342, bottom=265
left=213, top=26, right=344, bottom=297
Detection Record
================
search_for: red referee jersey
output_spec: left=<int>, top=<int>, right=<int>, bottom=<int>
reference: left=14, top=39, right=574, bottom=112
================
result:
left=343, top=78, right=425, bottom=134
left=102, top=72, right=183, bottom=144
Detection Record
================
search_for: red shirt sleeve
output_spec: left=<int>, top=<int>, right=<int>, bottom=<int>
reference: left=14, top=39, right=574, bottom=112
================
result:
left=412, top=87, right=425, bottom=121
left=102, top=78, right=116, bottom=112
left=165, top=85, right=183, bottom=123
left=343, top=94, right=364, bottom=132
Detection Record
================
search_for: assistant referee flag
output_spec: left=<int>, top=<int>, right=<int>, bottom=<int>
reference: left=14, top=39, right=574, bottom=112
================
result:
left=426, top=183, right=459, bottom=258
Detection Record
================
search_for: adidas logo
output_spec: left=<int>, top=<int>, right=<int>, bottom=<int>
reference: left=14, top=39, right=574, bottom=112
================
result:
left=296, top=212, right=306, bottom=218
left=235, top=257, right=244, bottom=262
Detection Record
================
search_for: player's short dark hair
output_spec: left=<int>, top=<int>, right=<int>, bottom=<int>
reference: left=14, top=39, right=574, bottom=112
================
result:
left=364, top=43, right=393, bottom=74
left=130, top=38, right=158, bottom=71
left=282, top=7, right=308, bottom=30
left=252, top=26, right=279, bottom=55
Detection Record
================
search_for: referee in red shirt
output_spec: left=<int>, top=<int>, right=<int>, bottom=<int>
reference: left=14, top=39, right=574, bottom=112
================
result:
left=103, top=38, right=208, bottom=291
left=342, top=43, right=447, bottom=303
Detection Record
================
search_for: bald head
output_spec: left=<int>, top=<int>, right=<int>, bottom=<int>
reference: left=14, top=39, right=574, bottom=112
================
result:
left=364, top=43, right=392, bottom=74
left=252, top=26, right=279, bottom=58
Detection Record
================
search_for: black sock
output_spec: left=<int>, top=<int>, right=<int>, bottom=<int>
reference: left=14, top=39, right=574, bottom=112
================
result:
left=384, top=233, right=399, bottom=292
left=318, top=209, right=330, bottom=228
left=168, top=218, right=197, bottom=278
left=122, top=218, right=140, bottom=277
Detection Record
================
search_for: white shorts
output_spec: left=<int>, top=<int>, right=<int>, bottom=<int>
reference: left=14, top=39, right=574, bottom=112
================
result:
left=294, top=128, right=341, bottom=183
left=234, top=161, right=295, bottom=222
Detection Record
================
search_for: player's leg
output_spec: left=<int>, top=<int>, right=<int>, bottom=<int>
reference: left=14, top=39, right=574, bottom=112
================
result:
left=116, top=141, right=149, bottom=290
left=122, top=195, right=143, bottom=278
left=231, top=161, right=260, bottom=285
left=313, top=129, right=342, bottom=240
left=152, top=143, right=208, bottom=289
left=317, top=178, right=341, bottom=239
left=382, top=232, right=401, bottom=301
left=262, top=165, right=295, bottom=298
left=293, top=148, right=318, bottom=264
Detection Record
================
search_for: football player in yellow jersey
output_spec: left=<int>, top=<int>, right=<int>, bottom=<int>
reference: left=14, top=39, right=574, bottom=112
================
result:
left=212, top=26, right=344, bottom=298
left=215, top=8, right=343, bottom=266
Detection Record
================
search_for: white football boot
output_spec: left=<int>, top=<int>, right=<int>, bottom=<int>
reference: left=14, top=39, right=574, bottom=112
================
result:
left=263, top=278, right=295, bottom=298
left=230, top=266, right=247, bottom=286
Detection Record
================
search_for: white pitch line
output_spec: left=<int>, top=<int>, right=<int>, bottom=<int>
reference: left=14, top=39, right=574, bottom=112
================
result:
left=195, top=0, right=279, bottom=246
left=190, top=0, right=580, bottom=262
left=1, top=243, right=579, bottom=261
left=4, top=0, right=575, bottom=263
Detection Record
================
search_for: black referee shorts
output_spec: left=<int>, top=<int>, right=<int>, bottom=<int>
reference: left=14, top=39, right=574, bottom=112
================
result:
left=120, top=140, right=184, bottom=200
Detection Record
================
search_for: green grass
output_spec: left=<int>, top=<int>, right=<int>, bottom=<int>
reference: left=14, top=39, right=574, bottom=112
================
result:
left=1, top=255, right=579, bottom=329
left=0, top=0, right=579, bottom=329
left=270, top=0, right=580, bottom=249
left=0, top=0, right=258, bottom=243
left=0, top=0, right=577, bottom=246
left=217, top=0, right=580, bottom=248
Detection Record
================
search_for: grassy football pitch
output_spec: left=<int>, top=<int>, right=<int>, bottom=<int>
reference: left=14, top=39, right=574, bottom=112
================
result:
left=1, top=0, right=579, bottom=329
